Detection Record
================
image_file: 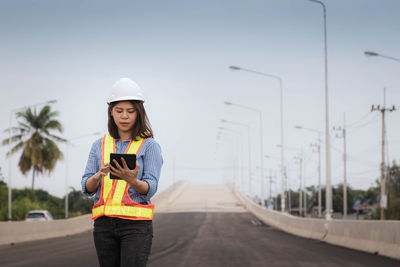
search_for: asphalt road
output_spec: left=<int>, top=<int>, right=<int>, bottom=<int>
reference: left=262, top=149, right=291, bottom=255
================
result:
left=0, top=212, right=399, bottom=267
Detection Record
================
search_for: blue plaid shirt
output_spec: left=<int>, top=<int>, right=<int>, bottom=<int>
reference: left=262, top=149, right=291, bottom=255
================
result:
left=81, top=136, right=163, bottom=204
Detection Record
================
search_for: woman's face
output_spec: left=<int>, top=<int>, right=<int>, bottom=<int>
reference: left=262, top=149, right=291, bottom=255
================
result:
left=111, top=101, right=137, bottom=133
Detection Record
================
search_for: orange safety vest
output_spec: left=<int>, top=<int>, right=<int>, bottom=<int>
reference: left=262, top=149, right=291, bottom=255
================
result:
left=92, top=134, right=155, bottom=221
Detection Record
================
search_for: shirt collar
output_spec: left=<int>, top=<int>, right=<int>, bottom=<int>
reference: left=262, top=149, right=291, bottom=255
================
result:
left=116, top=137, right=131, bottom=143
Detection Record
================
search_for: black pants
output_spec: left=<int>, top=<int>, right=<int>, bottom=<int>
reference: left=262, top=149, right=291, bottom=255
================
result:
left=93, top=216, right=153, bottom=267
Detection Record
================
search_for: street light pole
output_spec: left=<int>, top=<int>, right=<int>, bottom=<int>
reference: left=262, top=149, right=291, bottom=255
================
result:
left=304, top=0, right=332, bottom=220
left=228, top=65, right=286, bottom=211
left=8, top=112, right=12, bottom=221
left=222, top=119, right=252, bottom=196
left=364, top=51, right=400, bottom=62
left=65, top=143, right=69, bottom=219
left=7, top=99, right=57, bottom=221
left=65, top=132, right=100, bottom=218
left=224, top=102, right=265, bottom=206
left=295, top=125, right=323, bottom=217
left=218, top=128, right=244, bottom=193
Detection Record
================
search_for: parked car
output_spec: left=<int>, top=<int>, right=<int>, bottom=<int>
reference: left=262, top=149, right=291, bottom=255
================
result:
left=25, top=210, right=54, bottom=221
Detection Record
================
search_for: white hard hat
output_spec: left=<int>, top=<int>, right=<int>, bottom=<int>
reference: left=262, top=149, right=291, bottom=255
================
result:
left=107, top=78, right=145, bottom=104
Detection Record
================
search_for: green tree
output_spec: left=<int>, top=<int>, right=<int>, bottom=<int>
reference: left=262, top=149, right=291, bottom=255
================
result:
left=67, top=188, right=93, bottom=216
left=387, top=161, right=400, bottom=220
left=0, top=185, right=93, bottom=221
left=0, top=166, right=4, bottom=182
left=2, top=105, right=66, bottom=189
left=332, top=183, right=356, bottom=213
left=0, top=179, right=7, bottom=221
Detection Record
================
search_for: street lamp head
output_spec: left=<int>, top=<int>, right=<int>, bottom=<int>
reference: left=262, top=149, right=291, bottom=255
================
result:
left=364, top=51, right=379, bottom=57
left=47, top=99, right=57, bottom=104
left=224, top=101, right=232, bottom=106
left=294, top=125, right=303, bottom=129
left=229, top=66, right=241, bottom=71
left=221, top=119, right=227, bottom=123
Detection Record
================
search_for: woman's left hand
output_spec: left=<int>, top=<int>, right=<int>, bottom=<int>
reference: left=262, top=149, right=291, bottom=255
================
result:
left=110, top=157, right=140, bottom=186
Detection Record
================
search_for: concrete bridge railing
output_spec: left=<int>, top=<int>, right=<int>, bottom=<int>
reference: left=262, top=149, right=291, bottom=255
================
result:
left=0, top=214, right=93, bottom=246
left=235, top=189, right=400, bottom=260
left=0, top=181, right=187, bottom=246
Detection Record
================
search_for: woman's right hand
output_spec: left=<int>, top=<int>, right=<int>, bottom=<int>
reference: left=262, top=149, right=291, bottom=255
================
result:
left=97, top=163, right=111, bottom=180
left=86, top=163, right=111, bottom=193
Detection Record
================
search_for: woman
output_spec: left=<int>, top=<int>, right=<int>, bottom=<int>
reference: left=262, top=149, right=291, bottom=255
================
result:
left=81, top=78, right=163, bottom=267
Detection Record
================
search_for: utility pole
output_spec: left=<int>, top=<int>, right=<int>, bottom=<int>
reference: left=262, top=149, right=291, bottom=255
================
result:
left=173, top=156, right=176, bottom=188
left=318, top=142, right=321, bottom=217
left=299, top=157, right=303, bottom=217
left=295, top=156, right=303, bottom=216
left=343, top=114, right=347, bottom=218
left=269, top=169, right=273, bottom=208
left=371, top=88, right=396, bottom=220
left=311, top=139, right=322, bottom=217
left=272, top=173, right=278, bottom=211
left=267, top=170, right=277, bottom=209
left=285, top=166, right=291, bottom=213
left=342, top=113, right=347, bottom=219
left=334, top=113, right=347, bottom=218
left=303, top=159, right=307, bottom=217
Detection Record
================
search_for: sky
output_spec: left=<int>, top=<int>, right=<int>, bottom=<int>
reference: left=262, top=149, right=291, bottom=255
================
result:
left=0, top=0, right=399, bottom=201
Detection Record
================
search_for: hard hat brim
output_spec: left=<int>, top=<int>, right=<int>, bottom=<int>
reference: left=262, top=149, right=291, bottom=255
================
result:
left=107, top=95, right=145, bottom=104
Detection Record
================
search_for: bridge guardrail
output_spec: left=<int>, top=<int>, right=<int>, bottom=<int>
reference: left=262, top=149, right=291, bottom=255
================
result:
left=235, top=189, right=400, bottom=261
left=153, top=180, right=189, bottom=212
left=0, top=181, right=187, bottom=246
left=0, top=214, right=93, bottom=246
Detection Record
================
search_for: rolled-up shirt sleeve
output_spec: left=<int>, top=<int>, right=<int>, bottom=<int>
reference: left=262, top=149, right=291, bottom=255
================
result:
left=141, top=139, right=163, bottom=199
left=81, top=138, right=102, bottom=197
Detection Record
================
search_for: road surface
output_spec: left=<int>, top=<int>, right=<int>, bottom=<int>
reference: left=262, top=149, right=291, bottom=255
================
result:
left=0, top=184, right=398, bottom=266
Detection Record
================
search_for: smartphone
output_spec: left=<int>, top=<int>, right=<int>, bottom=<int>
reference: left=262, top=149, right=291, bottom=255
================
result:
left=110, top=153, right=136, bottom=179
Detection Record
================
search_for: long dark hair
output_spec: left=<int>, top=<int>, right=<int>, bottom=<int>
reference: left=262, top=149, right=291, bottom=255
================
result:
left=108, top=100, right=153, bottom=141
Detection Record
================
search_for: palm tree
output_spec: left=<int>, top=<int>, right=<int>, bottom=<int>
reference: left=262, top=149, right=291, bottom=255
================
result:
left=2, top=105, right=66, bottom=189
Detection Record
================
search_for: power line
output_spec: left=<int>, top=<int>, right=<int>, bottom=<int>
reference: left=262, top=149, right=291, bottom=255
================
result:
left=347, top=114, right=379, bottom=134
left=347, top=111, right=374, bottom=128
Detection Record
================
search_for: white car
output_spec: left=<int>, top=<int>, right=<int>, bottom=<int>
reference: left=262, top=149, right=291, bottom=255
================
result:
left=25, top=210, right=54, bottom=221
